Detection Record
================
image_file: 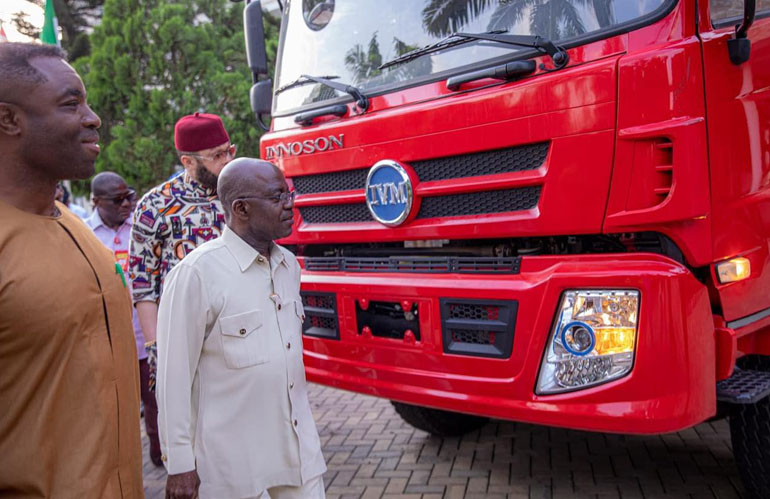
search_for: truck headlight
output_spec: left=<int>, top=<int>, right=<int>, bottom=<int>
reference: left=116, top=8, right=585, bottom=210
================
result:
left=536, top=290, right=640, bottom=395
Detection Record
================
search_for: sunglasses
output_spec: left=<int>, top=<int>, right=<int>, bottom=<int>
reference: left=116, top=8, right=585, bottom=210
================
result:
left=98, top=189, right=137, bottom=206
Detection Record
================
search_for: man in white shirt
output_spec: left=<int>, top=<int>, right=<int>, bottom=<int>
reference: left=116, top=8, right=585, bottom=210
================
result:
left=156, top=158, right=326, bottom=499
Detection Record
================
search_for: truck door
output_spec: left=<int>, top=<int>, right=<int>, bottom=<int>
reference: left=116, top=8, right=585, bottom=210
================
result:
left=700, top=1, right=770, bottom=325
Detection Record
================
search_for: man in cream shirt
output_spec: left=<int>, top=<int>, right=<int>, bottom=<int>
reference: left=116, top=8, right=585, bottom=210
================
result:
left=156, top=158, right=326, bottom=498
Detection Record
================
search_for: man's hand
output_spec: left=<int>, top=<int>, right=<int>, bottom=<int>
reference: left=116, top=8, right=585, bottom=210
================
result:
left=166, top=469, right=200, bottom=499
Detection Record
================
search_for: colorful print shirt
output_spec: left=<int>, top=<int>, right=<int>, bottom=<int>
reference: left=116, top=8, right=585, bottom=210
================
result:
left=129, top=172, right=225, bottom=304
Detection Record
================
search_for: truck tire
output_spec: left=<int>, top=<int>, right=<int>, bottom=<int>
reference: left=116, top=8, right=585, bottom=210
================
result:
left=391, top=401, right=488, bottom=436
left=730, top=355, right=770, bottom=498
left=730, top=397, right=770, bottom=498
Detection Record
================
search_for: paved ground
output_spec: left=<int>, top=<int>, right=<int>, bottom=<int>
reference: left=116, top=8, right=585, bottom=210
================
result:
left=142, top=384, right=746, bottom=499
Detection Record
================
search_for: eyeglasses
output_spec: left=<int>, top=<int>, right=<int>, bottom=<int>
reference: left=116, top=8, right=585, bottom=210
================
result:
left=237, top=190, right=296, bottom=205
left=98, top=189, right=137, bottom=206
left=186, top=143, right=237, bottom=162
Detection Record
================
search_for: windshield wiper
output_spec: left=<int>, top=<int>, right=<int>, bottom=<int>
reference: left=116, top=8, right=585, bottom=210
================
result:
left=275, top=74, right=340, bottom=94
left=275, top=74, right=369, bottom=111
left=379, top=30, right=569, bottom=71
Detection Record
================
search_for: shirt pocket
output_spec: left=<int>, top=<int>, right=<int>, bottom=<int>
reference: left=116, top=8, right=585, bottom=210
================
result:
left=295, top=300, right=305, bottom=323
left=292, top=300, right=307, bottom=336
left=218, top=309, right=269, bottom=369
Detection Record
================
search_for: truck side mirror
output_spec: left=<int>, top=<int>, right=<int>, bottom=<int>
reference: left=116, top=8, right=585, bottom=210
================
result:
left=244, top=0, right=268, bottom=76
left=728, top=0, right=756, bottom=64
left=243, top=0, right=272, bottom=130
left=250, top=79, right=273, bottom=131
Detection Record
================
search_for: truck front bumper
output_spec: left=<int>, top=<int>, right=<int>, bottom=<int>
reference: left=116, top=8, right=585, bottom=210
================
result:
left=300, top=253, right=716, bottom=434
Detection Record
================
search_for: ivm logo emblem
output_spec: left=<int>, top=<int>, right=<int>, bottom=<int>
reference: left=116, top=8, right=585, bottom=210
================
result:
left=365, top=160, right=414, bottom=227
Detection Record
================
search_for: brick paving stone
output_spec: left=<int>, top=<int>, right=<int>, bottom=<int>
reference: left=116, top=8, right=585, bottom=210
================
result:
left=141, top=383, right=747, bottom=499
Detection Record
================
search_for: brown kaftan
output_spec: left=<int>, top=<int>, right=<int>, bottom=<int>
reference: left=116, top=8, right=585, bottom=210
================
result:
left=0, top=200, right=144, bottom=498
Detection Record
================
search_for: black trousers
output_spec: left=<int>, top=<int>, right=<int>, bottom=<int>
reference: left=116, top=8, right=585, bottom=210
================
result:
left=139, top=358, right=161, bottom=461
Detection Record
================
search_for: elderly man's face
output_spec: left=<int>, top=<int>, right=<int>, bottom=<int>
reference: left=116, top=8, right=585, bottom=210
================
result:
left=17, top=57, right=101, bottom=181
left=242, top=168, right=295, bottom=242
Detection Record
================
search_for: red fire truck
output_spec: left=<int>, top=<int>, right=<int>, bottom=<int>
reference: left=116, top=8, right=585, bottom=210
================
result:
left=243, top=0, right=770, bottom=494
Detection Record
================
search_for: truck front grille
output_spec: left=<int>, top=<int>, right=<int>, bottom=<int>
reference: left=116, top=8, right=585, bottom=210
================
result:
left=298, top=186, right=541, bottom=224
left=290, top=142, right=550, bottom=195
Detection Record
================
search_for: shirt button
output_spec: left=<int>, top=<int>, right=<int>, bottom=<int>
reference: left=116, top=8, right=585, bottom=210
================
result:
left=161, top=455, right=167, bottom=462
left=239, top=328, right=246, bottom=335
left=257, top=256, right=265, bottom=263
left=293, top=419, right=298, bottom=427
left=289, top=382, right=294, bottom=389
left=286, top=342, right=291, bottom=350
left=277, top=304, right=282, bottom=310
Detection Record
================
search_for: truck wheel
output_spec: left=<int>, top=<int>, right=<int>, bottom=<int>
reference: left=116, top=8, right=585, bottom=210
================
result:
left=391, top=401, right=488, bottom=436
left=737, top=354, right=770, bottom=371
left=730, top=355, right=770, bottom=498
left=730, top=396, right=770, bottom=498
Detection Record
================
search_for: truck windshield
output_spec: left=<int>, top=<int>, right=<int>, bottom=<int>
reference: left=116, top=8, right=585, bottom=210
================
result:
left=274, top=0, right=670, bottom=115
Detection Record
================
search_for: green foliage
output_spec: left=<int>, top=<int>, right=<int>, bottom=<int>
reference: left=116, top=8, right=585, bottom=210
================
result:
left=74, top=0, right=279, bottom=193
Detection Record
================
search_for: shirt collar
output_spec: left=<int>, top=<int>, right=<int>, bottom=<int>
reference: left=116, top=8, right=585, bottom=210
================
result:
left=84, top=209, right=131, bottom=231
left=222, top=226, right=287, bottom=272
left=84, top=209, right=103, bottom=230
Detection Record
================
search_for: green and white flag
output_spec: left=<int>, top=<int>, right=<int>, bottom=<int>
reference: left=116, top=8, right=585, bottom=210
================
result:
left=41, top=0, right=59, bottom=46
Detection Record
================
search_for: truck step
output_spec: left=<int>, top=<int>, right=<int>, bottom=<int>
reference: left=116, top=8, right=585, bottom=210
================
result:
left=716, top=368, right=770, bottom=404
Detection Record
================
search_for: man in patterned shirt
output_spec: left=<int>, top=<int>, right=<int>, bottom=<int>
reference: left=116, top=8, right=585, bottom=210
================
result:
left=129, top=112, right=236, bottom=389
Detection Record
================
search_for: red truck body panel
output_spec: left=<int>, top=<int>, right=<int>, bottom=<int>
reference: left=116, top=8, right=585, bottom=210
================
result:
left=261, top=0, right=770, bottom=433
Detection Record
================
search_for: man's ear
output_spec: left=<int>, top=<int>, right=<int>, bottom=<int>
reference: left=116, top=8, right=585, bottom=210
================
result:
left=0, top=103, right=23, bottom=137
left=232, top=199, right=249, bottom=220
left=179, top=154, right=195, bottom=169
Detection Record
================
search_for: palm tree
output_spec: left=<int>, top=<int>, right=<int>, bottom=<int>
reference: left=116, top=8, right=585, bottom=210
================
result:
left=422, top=0, right=615, bottom=40
left=487, top=0, right=585, bottom=39
left=422, top=0, right=498, bottom=37
left=388, top=38, right=434, bottom=82
left=344, top=32, right=384, bottom=83
left=343, top=34, right=434, bottom=87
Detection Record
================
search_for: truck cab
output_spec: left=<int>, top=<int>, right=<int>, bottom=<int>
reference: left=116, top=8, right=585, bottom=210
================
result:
left=243, top=1, right=770, bottom=495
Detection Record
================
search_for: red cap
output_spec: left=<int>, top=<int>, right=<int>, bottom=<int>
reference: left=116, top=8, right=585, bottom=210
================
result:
left=174, top=112, right=230, bottom=152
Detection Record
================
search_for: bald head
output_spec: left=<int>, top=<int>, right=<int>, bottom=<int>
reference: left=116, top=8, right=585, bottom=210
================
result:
left=218, top=157, right=282, bottom=220
left=218, top=157, right=294, bottom=251
left=91, top=171, right=126, bottom=197
left=0, top=43, right=66, bottom=103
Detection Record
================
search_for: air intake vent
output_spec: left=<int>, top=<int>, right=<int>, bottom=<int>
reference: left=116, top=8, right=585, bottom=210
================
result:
left=299, top=203, right=371, bottom=224
left=418, top=186, right=541, bottom=219
left=293, top=168, right=367, bottom=195
left=412, top=142, right=549, bottom=181
left=625, top=137, right=674, bottom=211
left=304, top=256, right=521, bottom=274
left=441, top=298, right=517, bottom=358
left=300, top=292, right=339, bottom=340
